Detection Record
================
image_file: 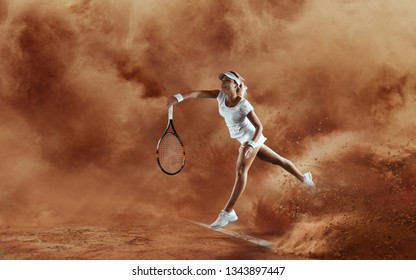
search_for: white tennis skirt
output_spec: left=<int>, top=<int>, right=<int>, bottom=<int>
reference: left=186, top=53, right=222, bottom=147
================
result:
left=236, top=133, right=267, bottom=149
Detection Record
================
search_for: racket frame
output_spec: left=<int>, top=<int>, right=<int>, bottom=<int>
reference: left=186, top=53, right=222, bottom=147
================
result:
left=156, top=107, right=186, bottom=175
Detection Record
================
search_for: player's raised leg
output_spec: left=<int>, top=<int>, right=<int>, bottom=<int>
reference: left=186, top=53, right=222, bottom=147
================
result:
left=257, top=144, right=316, bottom=191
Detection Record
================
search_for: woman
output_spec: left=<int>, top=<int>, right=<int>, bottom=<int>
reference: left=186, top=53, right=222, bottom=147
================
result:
left=167, top=71, right=315, bottom=229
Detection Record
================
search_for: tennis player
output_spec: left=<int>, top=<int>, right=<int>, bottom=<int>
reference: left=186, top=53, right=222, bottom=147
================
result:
left=167, top=71, right=315, bottom=229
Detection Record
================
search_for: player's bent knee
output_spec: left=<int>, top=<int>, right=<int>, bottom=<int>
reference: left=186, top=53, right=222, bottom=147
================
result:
left=275, top=157, right=290, bottom=167
left=236, top=167, right=248, bottom=178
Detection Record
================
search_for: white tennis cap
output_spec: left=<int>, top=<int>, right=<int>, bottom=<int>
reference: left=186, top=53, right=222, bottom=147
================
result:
left=218, top=71, right=241, bottom=86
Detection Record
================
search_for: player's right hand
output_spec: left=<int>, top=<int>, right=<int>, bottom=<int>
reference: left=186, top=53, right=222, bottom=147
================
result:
left=166, top=95, right=178, bottom=108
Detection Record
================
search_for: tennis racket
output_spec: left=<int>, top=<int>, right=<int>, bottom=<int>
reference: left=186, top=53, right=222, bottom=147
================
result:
left=156, top=106, right=186, bottom=175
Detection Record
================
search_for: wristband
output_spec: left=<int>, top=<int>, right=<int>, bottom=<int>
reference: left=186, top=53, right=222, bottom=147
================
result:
left=174, top=93, right=184, bottom=103
left=248, top=140, right=257, bottom=148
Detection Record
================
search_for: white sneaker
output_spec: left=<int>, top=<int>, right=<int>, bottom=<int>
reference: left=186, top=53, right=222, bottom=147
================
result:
left=210, top=209, right=238, bottom=229
left=303, top=172, right=316, bottom=192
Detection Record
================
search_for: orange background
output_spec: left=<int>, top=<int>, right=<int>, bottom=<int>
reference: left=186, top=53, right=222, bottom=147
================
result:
left=0, top=0, right=415, bottom=259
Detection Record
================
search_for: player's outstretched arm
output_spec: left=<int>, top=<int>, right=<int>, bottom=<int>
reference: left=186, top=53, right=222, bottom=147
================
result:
left=167, top=90, right=219, bottom=108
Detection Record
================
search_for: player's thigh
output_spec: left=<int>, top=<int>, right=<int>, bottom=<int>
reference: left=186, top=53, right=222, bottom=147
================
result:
left=236, top=144, right=260, bottom=173
left=257, top=144, right=286, bottom=165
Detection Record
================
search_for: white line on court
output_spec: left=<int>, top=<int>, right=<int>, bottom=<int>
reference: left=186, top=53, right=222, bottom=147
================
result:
left=188, top=220, right=275, bottom=249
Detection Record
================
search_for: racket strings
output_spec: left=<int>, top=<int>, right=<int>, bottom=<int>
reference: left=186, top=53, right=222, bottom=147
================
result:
left=158, top=133, right=185, bottom=174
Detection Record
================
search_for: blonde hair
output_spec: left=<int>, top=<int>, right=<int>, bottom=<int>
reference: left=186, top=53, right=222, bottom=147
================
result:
left=230, top=71, right=247, bottom=98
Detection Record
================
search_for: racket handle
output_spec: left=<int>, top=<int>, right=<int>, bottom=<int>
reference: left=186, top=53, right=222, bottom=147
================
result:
left=168, top=106, right=173, bottom=120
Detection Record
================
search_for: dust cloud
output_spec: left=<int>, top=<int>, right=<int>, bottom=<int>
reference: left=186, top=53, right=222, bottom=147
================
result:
left=0, top=0, right=415, bottom=259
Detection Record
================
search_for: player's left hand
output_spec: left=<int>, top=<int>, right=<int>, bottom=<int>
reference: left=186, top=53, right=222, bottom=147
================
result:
left=244, top=145, right=254, bottom=158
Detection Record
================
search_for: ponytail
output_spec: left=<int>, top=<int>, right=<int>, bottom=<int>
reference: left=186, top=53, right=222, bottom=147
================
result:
left=238, top=83, right=248, bottom=98
left=231, top=71, right=247, bottom=98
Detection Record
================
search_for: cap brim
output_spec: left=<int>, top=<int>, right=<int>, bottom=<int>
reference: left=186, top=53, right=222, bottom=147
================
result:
left=218, top=72, right=241, bottom=85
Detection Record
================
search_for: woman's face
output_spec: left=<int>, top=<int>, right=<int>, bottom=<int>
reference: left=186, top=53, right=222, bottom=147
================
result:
left=221, top=76, right=238, bottom=93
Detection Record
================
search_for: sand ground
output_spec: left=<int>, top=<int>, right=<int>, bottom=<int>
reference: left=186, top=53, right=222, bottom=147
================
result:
left=0, top=219, right=306, bottom=260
